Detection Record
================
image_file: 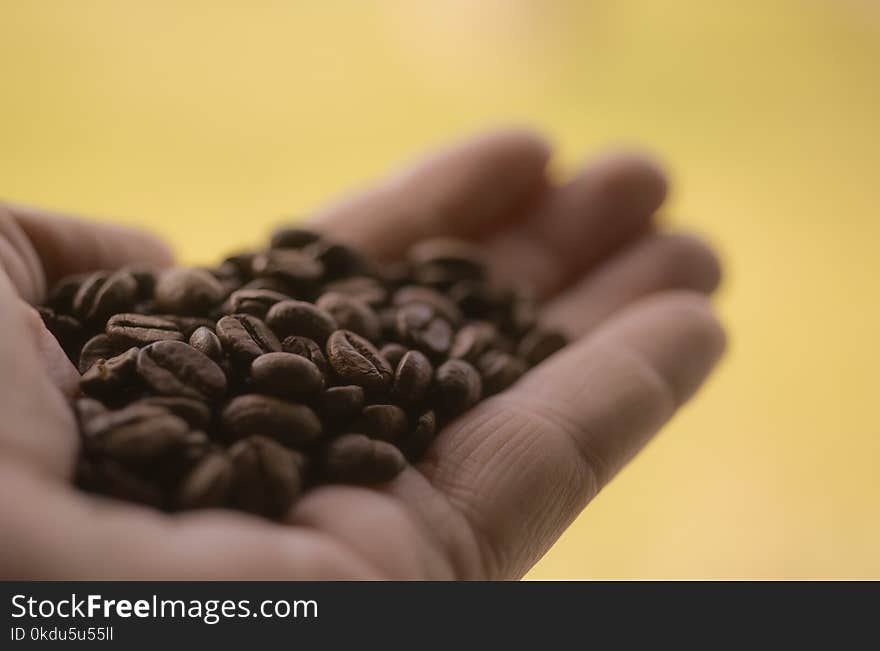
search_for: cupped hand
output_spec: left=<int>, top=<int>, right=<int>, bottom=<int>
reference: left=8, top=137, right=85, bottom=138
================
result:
left=0, top=130, right=724, bottom=579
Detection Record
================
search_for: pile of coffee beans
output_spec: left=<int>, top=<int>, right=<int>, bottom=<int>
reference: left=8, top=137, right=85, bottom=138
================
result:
left=39, top=229, right=567, bottom=519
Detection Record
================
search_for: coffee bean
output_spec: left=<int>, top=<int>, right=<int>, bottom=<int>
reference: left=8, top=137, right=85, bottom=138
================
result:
left=82, top=403, right=190, bottom=464
left=73, top=270, right=138, bottom=323
left=392, top=285, right=463, bottom=326
left=80, top=347, right=140, bottom=401
left=106, top=313, right=184, bottom=347
left=434, top=359, right=482, bottom=418
left=379, top=343, right=407, bottom=369
left=174, top=452, right=234, bottom=510
left=136, top=340, right=227, bottom=401
left=252, top=249, right=324, bottom=287
left=154, top=268, right=225, bottom=315
left=321, top=434, right=406, bottom=484
left=48, top=272, right=90, bottom=313
left=79, top=334, right=123, bottom=374
left=221, top=394, right=322, bottom=447
left=395, top=303, right=453, bottom=358
left=269, top=226, right=322, bottom=249
left=323, top=276, right=388, bottom=306
left=266, top=300, right=337, bottom=344
left=222, top=288, right=290, bottom=318
left=137, top=396, right=213, bottom=429
left=449, top=280, right=510, bottom=318
left=281, top=335, right=330, bottom=376
left=161, top=315, right=217, bottom=339
left=402, top=410, right=437, bottom=461
left=449, top=321, right=497, bottom=362
left=77, top=457, right=165, bottom=508
left=408, top=238, right=488, bottom=285
left=326, top=330, right=393, bottom=394
left=37, top=306, right=83, bottom=356
left=216, top=314, right=281, bottom=367
left=477, top=350, right=527, bottom=395
left=188, top=326, right=224, bottom=363
left=507, top=290, right=539, bottom=336
left=240, top=277, right=294, bottom=294
left=316, top=292, right=381, bottom=342
left=125, top=266, right=158, bottom=298
left=228, top=435, right=306, bottom=518
left=74, top=397, right=108, bottom=427
left=251, top=352, right=325, bottom=400
left=391, top=350, right=433, bottom=405
left=319, top=385, right=365, bottom=426
left=358, top=404, right=409, bottom=442
left=303, top=240, right=371, bottom=278
left=517, top=328, right=567, bottom=366
left=222, top=251, right=257, bottom=280
left=153, top=430, right=213, bottom=489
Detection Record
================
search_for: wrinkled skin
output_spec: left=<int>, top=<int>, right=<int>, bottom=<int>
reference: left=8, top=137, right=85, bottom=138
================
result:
left=0, top=130, right=724, bottom=579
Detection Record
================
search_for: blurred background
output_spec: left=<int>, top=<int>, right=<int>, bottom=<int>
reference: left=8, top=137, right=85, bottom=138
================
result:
left=2, top=0, right=878, bottom=579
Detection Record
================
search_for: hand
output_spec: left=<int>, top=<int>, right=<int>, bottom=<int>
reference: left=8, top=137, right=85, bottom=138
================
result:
left=0, top=130, right=724, bottom=579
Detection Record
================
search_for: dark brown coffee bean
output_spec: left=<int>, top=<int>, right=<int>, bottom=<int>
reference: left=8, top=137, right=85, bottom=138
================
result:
left=517, top=328, right=567, bottom=366
left=449, top=280, right=510, bottom=318
left=137, top=396, right=213, bottom=429
left=222, top=288, right=290, bottom=318
left=449, top=321, right=497, bottom=362
left=266, top=300, right=337, bottom=344
left=37, top=307, right=83, bottom=355
left=379, top=343, right=407, bottom=370
left=319, top=385, right=365, bottom=426
left=174, top=452, right=234, bottom=510
left=281, top=336, right=330, bottom=376
left=391, top=350, right=433, bottom=406
left=322, top=434, right=406, bottom=484
left=78, top=334, right=123, bottom=374
left=240, top=277, right=294, bottom=294
left=434, top=359, right=482, bottom=418
left=380, top=260, right=412, bottom=288
left=222, top=251, right=257, bottom=280
left=269, top=226, right=321, bottom=249
left=323, top=276, right=388, bottom=306
left=251, top=352, right=325, bottom=400
left=408, top=238, right=488, bottom=284
left=252, top=249, right=324, bottom=286
left=216, top=314, right=281, bottom=367
left=378, top=307, right=398, bottom=341
left=316, top=292, right=381, bottom=342
left=153, top=430, right=213, bottom=489
left=358, top=404, right=409, bottom=442
left=221, top=394, right=322, bottom=447
left=507, top=290, right=539, bottom=335
left=136, top=340, right=227, bottom=401
left=76, top=457, right=165, bottom=508
left=154, top=268, right=225, bottom=315
left=394, top=303, right=453, bottom=358
left=74, top=397, right=108, bottom=427
left=188, top=326, right=224, bottom=363
left=82, top=403, right=190, bottom=464
left=228, top=435, right=306, bottom=518
left=403, top=410, right=437, bottom=461
left=106, top=313, right=184, bottom=347
left=161, top=315, right=217, bottom=339
left=303, top=240, right=371, bottom=278
left=73, top=270, right=138, bottom=323
left=80, top=347, right=140, bottom=401
left=392, top=285, right=463, bottom=326
left=326, top=330, right=393, bottom=394
left=125, top=265, right=158, bottom=298
left=478, top=350, right=527, bottom=395
left=48, top=272, right=90, bottom=312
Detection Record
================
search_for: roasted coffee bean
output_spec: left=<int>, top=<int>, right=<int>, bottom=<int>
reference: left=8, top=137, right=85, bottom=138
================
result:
left=304, top=240, right=371, bottom=278
left=402, top=410, right=437, bottom=461
left=228, top=435, right=306, bottom=518
left=154, top=268, right=225, bottom=315
left=449, top=321, right=497, bottom=362
left=153, top=430, right=213, bottom=489
left=395, top=303, right=453, bottom=358
left=80, top=348, right=140, bottom=401
left=392, top=285, right=463, bottom=326
left=48, top=272, right=90, bottom=312
left=106, top=313, right=184, bottom=347
left=380, top=261, right=412, bottom=288
left=37, top=306, right=83, bottom=354
left=78, top=334, right=123, bottom=374
left=74, top=398, right=108, bottom=428
left=174, top=452, right=234, bottom=510
left=82, top=403, right=190, bottom=464
left=251, top=352, right=325, bottom=400
left=517, top=328, right=567, bottom=366
left=378, top=307, right=399, bottom=341
left=221, top=394, right=322, bottom=447
left=240, top=277, right=295, bottom=294
left=281, top=336, right=330, bottom=376
left=188, top=326, right=224, bottom=363
left=77, top=457, right=165, bottom=508
left=319, top=385, right=365, bottom=426
left=448, top=280, right=510, bottom=318
left=391, top=350, right=433, bottom=405
left=126, top=266, right=158, bottom=298
left=162, top=315, right=217, bottom=338
left=222, top=251, right=257, bottom=279
left=507, top=290, right=539, bottom=336
left=477, top=350, right=527, bottom=395
left=136, top=340, right=227, bottom=401
left=269, top=226, right=321, bottom=249
left=252, top=249, right=324, bottom=287
left=434, top=359, right=482, bottom=418
left=408, top=238, right=488, bottom=285
left=325, top=330, right=393, bottom=394
left=316, top=292, right=381, bottom=342
left=222, top=288, right=290, bottom=318
left=137, top=396, right=213, bottom=429
left=358, top=404, right=409, bottom=442
left=266, top=300, right=337, bottom=344
left=73, top=270, right=138, bottom=323
left=323, top=276, right=388, bottom=306
left=321, top=434, right=406, bottom=484
left=379, top=343, right=407, bottom=369
left=216, top=314, right=281, bottom=367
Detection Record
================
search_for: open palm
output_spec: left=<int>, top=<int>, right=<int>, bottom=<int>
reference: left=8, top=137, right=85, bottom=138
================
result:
left=0, top=130, right=723, bottom=579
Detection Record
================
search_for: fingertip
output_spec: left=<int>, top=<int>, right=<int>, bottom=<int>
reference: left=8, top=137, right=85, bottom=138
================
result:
left=585, top=150, right=670, bottom=213
left=654, top=232, right=723, bottom=294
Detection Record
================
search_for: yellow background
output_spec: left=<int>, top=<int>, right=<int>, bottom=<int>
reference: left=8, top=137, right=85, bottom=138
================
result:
left=2, top=1, right=878, bottom=578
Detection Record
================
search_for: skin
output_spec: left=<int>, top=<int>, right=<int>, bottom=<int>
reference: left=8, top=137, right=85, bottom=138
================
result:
left=0, top=129, right=724, bottom=579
